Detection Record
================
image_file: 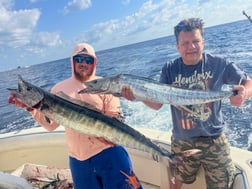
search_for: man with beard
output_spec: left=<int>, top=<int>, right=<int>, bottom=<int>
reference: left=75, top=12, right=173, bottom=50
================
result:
left=8, top=43, right=142, bottom=189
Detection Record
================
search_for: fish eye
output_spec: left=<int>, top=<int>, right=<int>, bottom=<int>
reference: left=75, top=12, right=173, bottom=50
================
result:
left=26, top=87, right=32, bottom=91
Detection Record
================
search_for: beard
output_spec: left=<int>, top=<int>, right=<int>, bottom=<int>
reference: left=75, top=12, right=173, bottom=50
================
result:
left=74, top=69, right=92, bottom=82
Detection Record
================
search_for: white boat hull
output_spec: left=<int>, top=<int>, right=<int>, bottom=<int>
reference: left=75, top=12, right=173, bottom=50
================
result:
left=1, top=127, right=252, bottom=189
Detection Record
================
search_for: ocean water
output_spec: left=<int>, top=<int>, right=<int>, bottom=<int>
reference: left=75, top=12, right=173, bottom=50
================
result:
left=1, top=19, right=252, bottom=151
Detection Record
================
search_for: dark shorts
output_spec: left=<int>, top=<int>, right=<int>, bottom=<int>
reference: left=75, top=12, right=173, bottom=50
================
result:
left=171, top=134, right=235, bottom=189
left=69, top=146, right=143, bottom=189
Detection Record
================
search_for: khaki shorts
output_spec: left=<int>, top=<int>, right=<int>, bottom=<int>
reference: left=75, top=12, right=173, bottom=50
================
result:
left=171, top=134, right=235, bottom=189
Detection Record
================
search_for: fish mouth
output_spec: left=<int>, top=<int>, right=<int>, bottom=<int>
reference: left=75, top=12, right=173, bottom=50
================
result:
left=7, top=76, right=23, bottom=94
left=7, top=76, right=28, bottom=95
left=7, top=82, right=22, bottom=95
left=8, top=75, right=44, bottom=108
left=7, top=87, right=19, bottom=95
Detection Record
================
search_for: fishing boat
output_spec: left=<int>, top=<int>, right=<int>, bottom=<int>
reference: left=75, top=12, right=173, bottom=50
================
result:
left=0, top=126, right=252, bottom=189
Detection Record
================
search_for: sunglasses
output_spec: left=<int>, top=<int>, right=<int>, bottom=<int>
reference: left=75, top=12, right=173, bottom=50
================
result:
left=73, top=55, right=94, bottom=65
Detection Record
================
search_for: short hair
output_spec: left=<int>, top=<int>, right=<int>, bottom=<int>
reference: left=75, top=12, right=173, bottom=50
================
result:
left=174, top=18, right=204, bottom=43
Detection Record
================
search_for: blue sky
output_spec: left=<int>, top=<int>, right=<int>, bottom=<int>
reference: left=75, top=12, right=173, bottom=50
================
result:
left=0, top=0, right=251, bottom=71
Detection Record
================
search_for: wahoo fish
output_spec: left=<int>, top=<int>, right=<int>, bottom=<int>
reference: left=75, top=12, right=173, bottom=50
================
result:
left=8, top=76, right=200, bottom=164
left=78, top=74, right=234, bottom=106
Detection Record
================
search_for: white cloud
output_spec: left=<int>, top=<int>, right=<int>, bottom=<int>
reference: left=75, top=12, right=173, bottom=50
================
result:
left=0, top=4, right=40, bottom=48
left=78, top=0, right=160, bottom=43
left=0, top=0, right=14, bottom=9
left=63, top=0, right=92, bottom=15
left=31, top=32, right=62, bottom=47
left=0, top=2, right=62, bottom=50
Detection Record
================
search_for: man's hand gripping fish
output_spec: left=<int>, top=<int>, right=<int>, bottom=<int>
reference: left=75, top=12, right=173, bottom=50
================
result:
left=8, top=76, right=200, bottom=165
left=78, top=74, right=235, bottom=106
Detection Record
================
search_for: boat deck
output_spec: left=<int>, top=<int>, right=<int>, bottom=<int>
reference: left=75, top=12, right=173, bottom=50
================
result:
left=1, top=127, right=252, bottom=189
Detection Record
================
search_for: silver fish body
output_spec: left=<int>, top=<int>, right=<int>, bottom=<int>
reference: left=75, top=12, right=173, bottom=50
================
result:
left=8, top=76, right=199, bottom=163
left=79, top=74, right=233, bottom=105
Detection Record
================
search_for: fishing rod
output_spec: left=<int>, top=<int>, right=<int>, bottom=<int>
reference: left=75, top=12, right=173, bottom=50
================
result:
left=242, top=10, right=252, bottom=23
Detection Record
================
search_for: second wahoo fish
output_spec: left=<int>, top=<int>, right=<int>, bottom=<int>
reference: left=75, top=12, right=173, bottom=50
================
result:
left=78, top=74, right=234, bottom=106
